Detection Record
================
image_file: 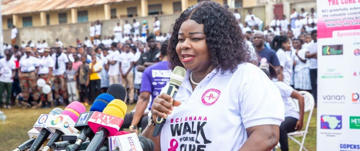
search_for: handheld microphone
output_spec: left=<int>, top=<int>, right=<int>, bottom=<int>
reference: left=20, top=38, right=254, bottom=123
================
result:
left=13, top=138, right=36, bottom=151
left=106, top=84, right=127, bottom=101
left=29, top=108, right=63, bottom=151
left=68, top=93, right=116, bottom=151
left=42, top=101, right=86, bottom=151
left=107, top=133, right=154, bottom=151
left=153, top=66, right=186, bottom=137
left=86, top=99, right=127, bottom=151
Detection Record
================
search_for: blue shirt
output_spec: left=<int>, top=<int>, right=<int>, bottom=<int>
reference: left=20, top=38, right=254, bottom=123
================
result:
left=257, top=47, right=280, bottom=66
left=140, top=61, right=171, bottom=110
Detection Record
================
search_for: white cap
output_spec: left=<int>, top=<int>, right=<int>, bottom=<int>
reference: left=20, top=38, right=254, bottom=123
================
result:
left=38, top=49, right=44, bottom=53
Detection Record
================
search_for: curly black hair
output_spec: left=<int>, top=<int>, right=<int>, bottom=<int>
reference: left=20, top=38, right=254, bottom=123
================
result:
left=168, top=1, right=250, bottom=73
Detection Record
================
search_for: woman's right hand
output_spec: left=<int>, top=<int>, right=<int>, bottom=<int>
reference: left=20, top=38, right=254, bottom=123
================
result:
left=151, top=93, right=181, bottom=122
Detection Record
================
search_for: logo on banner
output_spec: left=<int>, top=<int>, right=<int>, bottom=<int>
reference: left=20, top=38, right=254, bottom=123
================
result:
left=64, top=122, right=69, bottom=128
left=353, top=93, right=360, bottom=103
left=321, top=68, right=343, bottom=79
left=354, top=49, right=360, bottom=56
left=322, top=45, right=343, bottom=55
left=350, top=116, right=360, bottom=129
left=37, top=115, right=48, bottom=124
left=201, top=88, right=221, bottom=106
left=339, top=143, right=360, bottom=151
left=321, top=115, right=342, bottom=130
left=78, top=113, right=89, bottom=124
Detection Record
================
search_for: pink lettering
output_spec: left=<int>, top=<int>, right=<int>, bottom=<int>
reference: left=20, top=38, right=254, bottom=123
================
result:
left=193, top=116, right=197, bottom=121
left=175, top=118, right=179, bottom=123
left=341, top=0, right=356, bottom=4
left=170, top=119, right=174, bottom=123
left=185, top=117, right=188, bottom=121
left=189, top=116, right=192, bottom=121
left=198, top=116, right=202, bottom=121
left=328, top=0, right=339, bottom=5
left=204, top=117, right=207, bottom=121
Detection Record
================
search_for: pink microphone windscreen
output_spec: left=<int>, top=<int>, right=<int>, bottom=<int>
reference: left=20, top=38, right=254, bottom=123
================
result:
left=62, top=101, right=86, bottom=122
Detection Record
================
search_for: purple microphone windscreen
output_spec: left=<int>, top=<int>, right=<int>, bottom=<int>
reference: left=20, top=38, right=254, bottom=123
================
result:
left=106, top=84, right=126, bottom=101
left=90, top=93, right=115, bottom=112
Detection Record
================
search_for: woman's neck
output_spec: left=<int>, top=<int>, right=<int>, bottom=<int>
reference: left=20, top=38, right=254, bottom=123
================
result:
left=191, top=65, right=215, bottom=85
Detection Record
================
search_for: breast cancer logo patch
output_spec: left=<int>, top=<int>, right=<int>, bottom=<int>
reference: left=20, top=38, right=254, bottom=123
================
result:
left=201, top=88, right=221, bottom=106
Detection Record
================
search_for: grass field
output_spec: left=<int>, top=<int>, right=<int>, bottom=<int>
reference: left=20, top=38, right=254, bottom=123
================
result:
left=0, top=105, right=317, bottom=150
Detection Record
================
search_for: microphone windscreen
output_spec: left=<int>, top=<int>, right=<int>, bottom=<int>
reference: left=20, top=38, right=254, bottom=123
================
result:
left=139, top=136, right=155, bottom=151
left=106, top=84, right=126, bottom=101
left=102, top=99, right=127, bottom=119
left=169, top=66, right=186, bottom=86
left=50, top=108, right=63, bottom=116
left=62, top=101, right=86, bottom=122
left=90, top=93, right=115, bottom=112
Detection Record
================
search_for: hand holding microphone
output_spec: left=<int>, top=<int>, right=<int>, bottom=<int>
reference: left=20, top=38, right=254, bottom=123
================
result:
left=152, top=66, right=186, bottom=137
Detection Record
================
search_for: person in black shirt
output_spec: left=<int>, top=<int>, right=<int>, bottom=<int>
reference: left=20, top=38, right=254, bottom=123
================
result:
left=136, top=34, right=160, bottom=72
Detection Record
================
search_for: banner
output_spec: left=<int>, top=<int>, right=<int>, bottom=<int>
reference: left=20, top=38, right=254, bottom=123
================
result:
left=317, top=1, right=360, bottom=151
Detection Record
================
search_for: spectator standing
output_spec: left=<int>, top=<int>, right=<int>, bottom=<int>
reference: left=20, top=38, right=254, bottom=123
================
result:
left=280, top=15, right=290, bottom=31
left=119, top=43, right=135, bottom=104
left=141, top=21, right=148, bottom=37
left=153, top=17, right=161, bottom=36
left=52, top=44, right=69, bottom=106
left=11, top=26, right=18, bottom=45
left=90, top=23, right=96, bottom=44
left=114, top=22, right=122, bottom=42
left=305, top=30, right=318, bottom=105
left=36, top=48, right=54, bottom=108
left=0, top=50, right=16, bottom=108
left=65, top=62, right=78, bottom=103
left=290, top=8, right=298, bottom=29
left=233, top=9, right=241, bottom=21
left=274, top=35, right=293, bottom=85
left=95, top=20, right=102, bottom=39
left=124, top=20, right=132, bottom=36
left=133, top=19, right=140, bottom=36
left=137, top=34, right=160, bottom=72
left=89, top=55, right=102, bottom=104
left=76, top=55, right=90, bottom=106
left=107, top=43, right=121, bottom=85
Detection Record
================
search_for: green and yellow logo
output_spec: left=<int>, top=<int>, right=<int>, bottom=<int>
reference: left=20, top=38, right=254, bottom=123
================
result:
left=51, top=116, right=63, bottom=125
left=322, top=45, right=343, bottom=55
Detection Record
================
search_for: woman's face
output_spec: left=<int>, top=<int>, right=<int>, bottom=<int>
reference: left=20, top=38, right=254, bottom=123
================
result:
left=305, top=35, right=312, bottom=43
left=292, top=40, right=301, bottom=49
left=282, top=40, right=292, bottom=51
left=176, top=19, right=211, bottom=72
left=299, top=35, right=305, bottom=42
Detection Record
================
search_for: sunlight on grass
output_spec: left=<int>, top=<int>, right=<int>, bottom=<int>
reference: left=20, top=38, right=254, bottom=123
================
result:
left=0, top=105, right=317, bottom=150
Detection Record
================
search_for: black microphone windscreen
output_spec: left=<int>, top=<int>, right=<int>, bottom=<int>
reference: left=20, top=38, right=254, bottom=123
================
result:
left=106, top=84, right=126, bottom=101
left=138, top=136, right=155, bottom=151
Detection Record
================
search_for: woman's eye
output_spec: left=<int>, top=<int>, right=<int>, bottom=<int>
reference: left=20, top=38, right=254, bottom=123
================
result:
left=178, top=38, right=184, bottom=42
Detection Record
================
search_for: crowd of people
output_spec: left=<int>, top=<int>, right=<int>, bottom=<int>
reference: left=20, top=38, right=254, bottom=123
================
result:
left=1, top=3, right=318, bottom=151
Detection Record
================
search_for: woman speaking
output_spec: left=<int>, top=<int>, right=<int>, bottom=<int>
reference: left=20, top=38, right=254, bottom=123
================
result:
left=143, top=1, right=284, bottom=151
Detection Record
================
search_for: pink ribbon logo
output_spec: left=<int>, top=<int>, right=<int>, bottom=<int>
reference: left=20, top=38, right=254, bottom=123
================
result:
left=168, top=139, right=179, bottom=151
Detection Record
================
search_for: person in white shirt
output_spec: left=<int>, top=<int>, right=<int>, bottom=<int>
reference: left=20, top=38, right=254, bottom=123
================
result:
left=28, top=40, right=35, bottom=48
left=259, top=61, right=304, bottom=151
left=294, top=16, right=303, bottom=38
left=0, top=50, right=16, bottom=108
left=292, top=39, right=311, bottom=91
left=290, top=8, right=298, bottom=29
left=19, top=47, right=40, bottom=106
left=11, top=26, right=18, bottom=45
left=300, top=8, right=308, bottom=18
left=114, top=22, right=122, bottom=42
left=52, top=43, right=69, bottom=106
left=84, top=37, right=93, bottom=48
left=233, top=9, right=241, bottom=21
left=310, top=8, right=317, bottom=18
left=270, top=15, right=281, bottom=33
left=120, top=43, right=136, bottom=104
left=274, top=35, right=293, bottom=85
left=305, top=30, right=318, bottom=104
left=41, top=40, right=49, bottom=49
left=21, top=41, right=27, bottom=48
left=244, top=8, right=255, bottom=24
left=36, top=41, right=42, bottom=49
left=153, top=16, right=161, bottom=36
left=90, top=23, right=96, bottom=44
left=55, top=38, right=63, bottom=48
left=107, top=42, right=121, bottom=85
left=133, top=19, right=140, bottom=36
left=94, top=39, right=101, bottom=47
left=280, top=15, right=289, bottom=31
left=124, top=20, right=132, bottom=36
left=36, top=48, right=54, bottom=108
left=143, top=2, right=284, bottom=150
left=95, top=20, right=102, bottom=39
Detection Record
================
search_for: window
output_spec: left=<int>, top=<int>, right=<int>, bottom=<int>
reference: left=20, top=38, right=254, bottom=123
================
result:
left=58, top=13, right=67, bottom=24
left=46, top=14, right=50, bottom=25
left=148, top=4, right=162, bottom=15
left=235, top=0, right=242, bottom=7
left=22, top=16, right=32, bottom=27
left=111, top=8, right=117, bottom=19
left=173, top=2, right=182, bottom=13
left=127, top=7, right=138, bottom=17
left=78, top=11, right=88, bottom=23
left=7, top=18, right=13, bottom=29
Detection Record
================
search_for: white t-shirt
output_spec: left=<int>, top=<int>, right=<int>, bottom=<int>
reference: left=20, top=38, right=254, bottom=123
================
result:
left=276, top=49, right=293, bottom=85
left=94, top=39, right=101, bottom=46
left=124, top=23, right=132, bottom=35
left=133, top=22, right=140, bottom=35
left=51, top=53, right=69, bottom=75
left=19, top=56, right=39, bottom=72
left=307, top=42, right=318, bottom=69
left=38, top=56, right=55, bottom=75
left=290, top=12, right=298, bottom=19
left=36, top=43, right=42, bottom=49
left=160, top=63, right=284, bottom=151
left=42, top=43, right=49, bottom=49
left=0, top=58, right=16, bottom=83
left=234, top=13, right=241, bottom=20
left=244, top=14, right=254, bottom=23
left=90, top=26, right=96, bottom=37
left=11, top=28, right=18, bottom=39
left=292, top=48, right=308, bottom=72
left=56, top=41, right=63, bottom=48
left=270, top=19, right=280, bottom=31
left=114, top=26, right=122, bottom=36
left=120, top=52, right=135, bottom=74
left=29, top=42, right=35, bottom=48
left=154, top=20, right=161, bottom=32
left=21, top=43, right=27, bottom=48
left=84, top=40, right=93, bottom=48
left=274, top=81, right=299, bottom=119
left=95, top=25, right=102, bottom=35
left=280, top=19, right=289, bottom=31
left=107, top=50, right=121, bottom=76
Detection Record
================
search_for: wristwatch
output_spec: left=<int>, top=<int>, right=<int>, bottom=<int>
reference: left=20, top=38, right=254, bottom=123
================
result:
left=129, top=125, right=137, bottom=130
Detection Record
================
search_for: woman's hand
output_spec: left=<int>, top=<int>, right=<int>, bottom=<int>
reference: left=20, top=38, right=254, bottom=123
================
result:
left=295, top=119, right=304, bottom=130
left=151, top=93, right=181, bottom=122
